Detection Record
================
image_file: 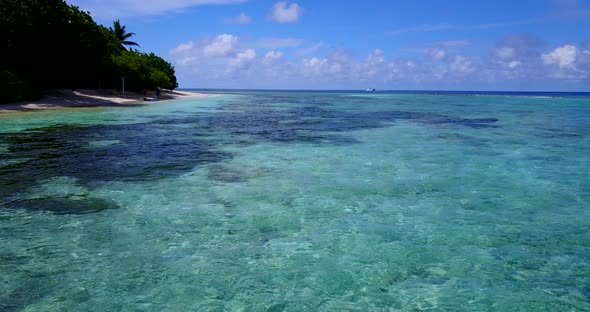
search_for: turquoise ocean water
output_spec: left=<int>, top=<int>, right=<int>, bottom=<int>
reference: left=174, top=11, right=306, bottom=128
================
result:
left=1, top=91, right=589, bottom=311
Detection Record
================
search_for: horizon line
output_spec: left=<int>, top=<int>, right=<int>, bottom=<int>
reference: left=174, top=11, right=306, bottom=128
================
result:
left=178, top=88, right=590, bottom=94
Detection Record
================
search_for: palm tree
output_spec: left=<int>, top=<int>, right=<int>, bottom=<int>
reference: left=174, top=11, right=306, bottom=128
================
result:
left=109, top=20, right=139, bottom=50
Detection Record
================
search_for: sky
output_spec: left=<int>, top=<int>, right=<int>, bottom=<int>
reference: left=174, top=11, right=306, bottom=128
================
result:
left=67, top=0, right=590, bottom=91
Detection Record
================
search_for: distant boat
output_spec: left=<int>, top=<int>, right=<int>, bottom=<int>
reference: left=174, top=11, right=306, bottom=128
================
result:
left=366, top=88, right=376, bottom=92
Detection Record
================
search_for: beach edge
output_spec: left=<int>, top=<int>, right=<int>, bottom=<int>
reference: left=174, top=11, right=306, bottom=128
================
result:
left=0, top=89, right=218, bottom=113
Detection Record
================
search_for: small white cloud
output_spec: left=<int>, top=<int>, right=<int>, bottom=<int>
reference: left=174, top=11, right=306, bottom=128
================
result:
left=329, top=63, right=343, bottom=74
left=179, top=56, right=198, bottom=66
left=203, top=34, right=239, bottom=57
left=507, top=61, right=521, bottom=69
left=488, top=36, right=546, bottom=80
left=368, top=49, right=385, bottom=63
left=494, top=47, right=516, bottom=60
left=263, top=51, right=284, bottom=65
left=428, top=48, right=448, bottom=61
left=302, top=57, right=329, bottom=77
left=228, top=49, right=257, bottom=70
left=304, top=57, right=325, bottom=67
left=269, top=2, right=303, bottom=23
left=448, top=56, right=475, bottom=76
left=363, top=49, right=386, bottom=78
left=542, top=45, right=578, bottom=69
left=224, top=13, right=252, bottom=24
left=170, top=41, right=195, bottom=55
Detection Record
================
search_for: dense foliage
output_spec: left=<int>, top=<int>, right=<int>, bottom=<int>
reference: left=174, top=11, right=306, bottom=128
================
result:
left=0, top=0, right=178, bottom=103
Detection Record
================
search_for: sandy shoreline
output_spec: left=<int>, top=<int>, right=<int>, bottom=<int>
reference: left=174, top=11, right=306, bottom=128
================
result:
left=0, top=89, right=216, bottom=113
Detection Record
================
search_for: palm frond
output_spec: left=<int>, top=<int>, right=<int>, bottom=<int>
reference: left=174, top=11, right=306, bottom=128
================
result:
left=121, top=32, right=136, bottom=40
left=122, top=41, right=140, bottom=47
left=110, top=20, right=139, bottom=49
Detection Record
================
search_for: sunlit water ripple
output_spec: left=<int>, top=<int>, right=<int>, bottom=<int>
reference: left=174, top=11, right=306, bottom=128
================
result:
left=1, top=91, right=589, bottom=311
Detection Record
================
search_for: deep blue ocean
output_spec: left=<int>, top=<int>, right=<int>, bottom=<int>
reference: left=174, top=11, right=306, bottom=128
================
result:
left=1, top=90, right=589, bottom=311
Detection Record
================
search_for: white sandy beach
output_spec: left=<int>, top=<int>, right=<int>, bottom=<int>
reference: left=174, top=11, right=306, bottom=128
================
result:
left=0, top=89, right=214, bottom=113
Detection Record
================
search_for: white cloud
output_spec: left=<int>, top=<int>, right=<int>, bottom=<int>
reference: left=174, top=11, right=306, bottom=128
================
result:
left=228, top=49, right=257, bottom=70
left=491, top=46, right=522, bottom=79
left=298, top=49, right=414, bottom=82
left=302, top=57, right=329, bottom=77
left=487, top=36, right=547, bottom=80
left=69, top=0, right=247, bottom=19
left=428, top=48, right=448, bottom=61
left=494, top=47, right=516, bottom=60
left=170, top=41, right=201, bottom=67
left=203, top=34, right=239, bottom=57
left=263, top=51, right=284, bottom=65
left=170, top=34, right=254, bottom=77
left=542, top=45, right=578, bottom=69
left=364, top=50, right=386, bottom=78
left=405, top=41, right=469, bottom=62
left=448, top=56, right=475, bottom=76
left=507, top=61, right=521, bottom=69
left=178, top=56, right=198, bottom=66
left=171, top=36, right=477, bottom=87
left=224, top=13, right=252, bottom=24
left=540, top=45, right=589, bottom=80
left=269, top=2, right=303, bottom=23
left=170, top=41, right=196, bottom=55
left=368, top=49, right=385, bottom=64
left=303, top=57, right=326, bottom=68
left=170, top=33, right=589, bottom=88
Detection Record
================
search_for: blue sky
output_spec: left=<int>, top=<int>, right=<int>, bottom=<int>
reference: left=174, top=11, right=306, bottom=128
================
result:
left=68, top=0, right=590, bottom=91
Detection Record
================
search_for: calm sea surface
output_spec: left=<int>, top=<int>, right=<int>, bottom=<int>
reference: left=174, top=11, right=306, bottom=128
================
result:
left=1, top=91, right=589, bottom=311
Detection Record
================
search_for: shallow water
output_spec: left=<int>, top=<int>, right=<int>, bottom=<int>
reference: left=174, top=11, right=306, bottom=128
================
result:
left=1, top=92, right=589, bottom=311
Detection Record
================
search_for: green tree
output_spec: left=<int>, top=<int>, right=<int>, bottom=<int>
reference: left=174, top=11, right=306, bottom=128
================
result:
left=109, top=20, right=139, bottom=50
left=145, top=53, right=178, bottom=89
left=109, top=51, right=176, bottom=90
left=0, top=0, right=176, bottom=103
left=0, top=0, right=111, bottom=101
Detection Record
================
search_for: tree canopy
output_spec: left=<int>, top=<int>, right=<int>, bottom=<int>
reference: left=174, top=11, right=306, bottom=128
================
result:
left=0, top=0, right=178, bottom=103
left=110, top=20, right=140, bottom=50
